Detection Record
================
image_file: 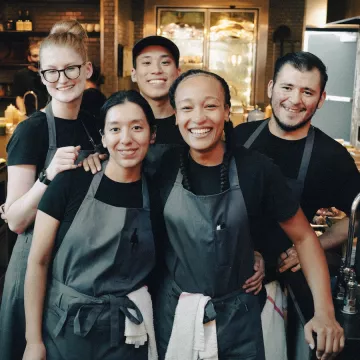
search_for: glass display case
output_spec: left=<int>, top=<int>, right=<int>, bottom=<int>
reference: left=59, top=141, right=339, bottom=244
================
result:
left=157, top=8, right=258, bottom=107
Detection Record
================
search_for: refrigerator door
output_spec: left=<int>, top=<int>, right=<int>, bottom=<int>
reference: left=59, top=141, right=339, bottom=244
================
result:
left=304, top=30, right=358, bottom=141
left=157, top=8, right=258, bottom=110
left=157, top=9, right=205, bottom=73
left=208, top=10, right=257, bottom=108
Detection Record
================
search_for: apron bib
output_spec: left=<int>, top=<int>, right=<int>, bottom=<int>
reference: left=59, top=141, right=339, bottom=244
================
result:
left=0, top=102, right=98, bottom=360
left=155, top=158, right=265, bottom=360
left=44, top=162, right=155, bottom=360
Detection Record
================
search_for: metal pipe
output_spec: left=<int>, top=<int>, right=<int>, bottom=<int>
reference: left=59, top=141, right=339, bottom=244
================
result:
left=23, top=90, right=38, bottom=115
left=345, top=192, right=360, bottom=268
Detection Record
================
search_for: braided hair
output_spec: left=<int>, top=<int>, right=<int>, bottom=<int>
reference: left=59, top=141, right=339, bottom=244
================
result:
left=169, top=69, right=234, bottom=192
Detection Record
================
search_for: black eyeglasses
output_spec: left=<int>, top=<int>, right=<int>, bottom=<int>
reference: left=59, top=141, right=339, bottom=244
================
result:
left=40, top=62, right=86, bottom=83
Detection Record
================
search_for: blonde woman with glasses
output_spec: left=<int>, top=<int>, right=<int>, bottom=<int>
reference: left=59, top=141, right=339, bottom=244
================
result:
left=0, top=19, right=101, bottom=360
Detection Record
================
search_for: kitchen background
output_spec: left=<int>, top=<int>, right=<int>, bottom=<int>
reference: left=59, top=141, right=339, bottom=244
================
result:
left=0, top=0, right=359, bottom=145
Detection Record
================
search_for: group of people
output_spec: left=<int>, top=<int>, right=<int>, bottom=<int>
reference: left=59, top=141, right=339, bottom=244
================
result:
left=0, top=18, right=359, bottom=360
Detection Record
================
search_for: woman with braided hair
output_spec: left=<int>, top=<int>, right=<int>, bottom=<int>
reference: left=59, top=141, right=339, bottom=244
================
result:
left=154, top=69, right=343, bottom=359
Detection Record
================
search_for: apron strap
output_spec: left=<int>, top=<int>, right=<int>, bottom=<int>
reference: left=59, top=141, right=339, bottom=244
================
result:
left=51, top=291, right=144, bottom=348
left=228, top=157, right=240, bottom=189
left=53, top=306, right=69, bottom=338
left=109, top=295, right=144, bottom=347
left=141, top=175, right=150, bottom=211
left=85, top=160, right=108, bottom=198
left=44, top=102, right=57, bottom=168
left=74, top=304, right=104, bottom=337
left=297, top=126, right=315, bottom=187
left=243, top=119, right=269, bottom=149
left=175, top=167, right=184, bottom=185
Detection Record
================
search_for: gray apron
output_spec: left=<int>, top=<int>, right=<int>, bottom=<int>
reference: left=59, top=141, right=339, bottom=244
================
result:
left=43, top=162, right=155, bottom=359
left=0, top=102, right=97, bottom=360
left=244, top=119, right=315, bottom=318
left=155, top=158, right=265, bottom=360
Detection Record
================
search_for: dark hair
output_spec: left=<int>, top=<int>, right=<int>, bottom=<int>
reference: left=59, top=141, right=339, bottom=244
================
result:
left=89, top=64, right=105, bottom=86
left=273, top=51, right=328, bottom=94
left=132, top=35, right=180, bottom=68
left=169, top=69, right=233, bottom=192
left=100, top=90, right=156, bottom=133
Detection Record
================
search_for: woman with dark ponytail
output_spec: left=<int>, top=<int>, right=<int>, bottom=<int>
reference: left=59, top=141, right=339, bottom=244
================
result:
left=154, top=69, right=342, bottom=359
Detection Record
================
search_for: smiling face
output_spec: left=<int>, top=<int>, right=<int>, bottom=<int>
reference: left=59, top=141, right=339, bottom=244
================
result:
left=40, top=45, right=92, bottom=105
left=131, top=45, right=180, bottom=102
left=268, top=64, right=326, bottom=132
left=102, top=101, right=152, bottom=177
left=174, top=75, right=230, bottom=159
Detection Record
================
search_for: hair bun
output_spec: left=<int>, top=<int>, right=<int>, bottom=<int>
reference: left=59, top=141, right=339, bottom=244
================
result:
left=50, top=20, right=87, bottom=40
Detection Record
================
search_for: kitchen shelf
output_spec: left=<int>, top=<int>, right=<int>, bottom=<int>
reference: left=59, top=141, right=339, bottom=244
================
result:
left=0, top=63, right=29, bottom=69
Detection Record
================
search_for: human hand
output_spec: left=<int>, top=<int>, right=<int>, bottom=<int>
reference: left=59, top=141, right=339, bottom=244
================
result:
left=278, top=246, right=301, bottom=273
left=82, top=152, right=108, bottom=173
left=46, top=146, right=82, bottom=181
left=22, top=342, right=46, bottom=360
left=243, top=251, right=265, bottom=294
left=0, top=203, right=7, bottom=223
left=304, top=313, right=344, bottom=359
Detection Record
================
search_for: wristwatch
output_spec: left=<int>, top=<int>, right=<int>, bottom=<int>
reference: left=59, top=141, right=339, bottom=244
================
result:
left=38, top=169, right=51, bottom=185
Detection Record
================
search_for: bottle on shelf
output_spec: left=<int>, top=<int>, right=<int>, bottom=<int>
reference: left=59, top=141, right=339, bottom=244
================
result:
left=16, top=10, right=24, bottom=31
left=23, top=10, right=33, bottom=31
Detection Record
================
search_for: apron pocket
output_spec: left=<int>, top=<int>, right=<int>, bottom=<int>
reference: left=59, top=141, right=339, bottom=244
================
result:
left=214, top=228, right=232, bottom=267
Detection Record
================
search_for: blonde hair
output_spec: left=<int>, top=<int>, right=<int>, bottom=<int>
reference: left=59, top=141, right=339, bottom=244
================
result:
left=40, top=20, right=88, bottom=64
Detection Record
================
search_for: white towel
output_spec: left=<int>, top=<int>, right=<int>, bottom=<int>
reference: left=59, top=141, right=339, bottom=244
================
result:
left=165, top=292, right=218, bottom=360
left=261, top=281, right=287, bottom=360
left=125, top=286, right=158, bottom=360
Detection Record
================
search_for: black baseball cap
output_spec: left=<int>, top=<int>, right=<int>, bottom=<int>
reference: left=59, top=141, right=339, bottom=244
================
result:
left=132, top=36, right=180, bottom=67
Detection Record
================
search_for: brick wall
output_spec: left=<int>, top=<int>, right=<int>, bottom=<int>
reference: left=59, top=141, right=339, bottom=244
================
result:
left=102, top=0, right=117, bottom=96
left=264, top=0, right=306, bottom=103
left=0, top=2, right=101, bottom=89
left=133, top=0, right=145, bottom=44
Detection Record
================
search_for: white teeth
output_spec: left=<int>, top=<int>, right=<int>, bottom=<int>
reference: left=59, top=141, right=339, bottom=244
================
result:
left=190, top=128, right=211, bottom=134
left=119, top=150, right=136, bottom=155
left=284, top=106, right=301, bottom=113
left=57, top=85, right=74, bottom=91
left=149, top=79, right=165, bottom=84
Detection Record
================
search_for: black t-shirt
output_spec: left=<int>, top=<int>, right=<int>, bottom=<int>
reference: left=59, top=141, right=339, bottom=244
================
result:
left=234, top=120, right=360, bottom=219
left=38, top=167, right=163, bottom=250
left=234, top=120, right=360, bottom=264
left=12, top=68, right=49, bottom=112
left=7, top=110, right=101, bottom=175
left=156, top=146, right=299, bottom=244
left=154, top=114, right=185, bottom=145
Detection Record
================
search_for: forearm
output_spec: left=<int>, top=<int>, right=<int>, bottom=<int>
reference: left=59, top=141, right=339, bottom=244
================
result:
left=296, top=234, right=334, bottom=316
left=6, top=180, right=48, bottom=233
left=281, top=209, right=335, bottom=316
left=24, top=261, right=48, bottom=344
left=318, top=217, right=349, bottom=250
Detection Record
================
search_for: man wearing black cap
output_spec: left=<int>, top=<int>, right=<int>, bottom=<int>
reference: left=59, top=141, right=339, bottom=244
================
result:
left=131, top=36, right=185, bottom=175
